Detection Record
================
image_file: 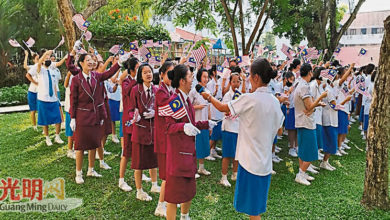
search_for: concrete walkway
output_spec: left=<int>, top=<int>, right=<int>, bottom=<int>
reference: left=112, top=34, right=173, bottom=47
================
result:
left=0, top=102, right=64, bottom=114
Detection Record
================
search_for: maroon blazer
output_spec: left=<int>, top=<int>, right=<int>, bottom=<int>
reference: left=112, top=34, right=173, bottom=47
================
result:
left=165, top=91, right=208, bottom=178
left=154, top=83, right=173, bottom=154
left=129, top=84, right=158, bottom=145
left=122, top=76, right=137, bottom=134
left=68, top=56, right=120, bottom=126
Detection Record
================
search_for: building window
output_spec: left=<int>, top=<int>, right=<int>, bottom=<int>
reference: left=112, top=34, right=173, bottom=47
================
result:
left=378, top=28, right=384, bottom=34
left=372, top=28, right=378, bottom=34
left=350, top=29, right=356, bottom=35
left=361, top=28, right=366, bottom=35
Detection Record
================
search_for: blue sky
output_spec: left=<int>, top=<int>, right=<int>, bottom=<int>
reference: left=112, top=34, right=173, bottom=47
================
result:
left=341, top=0, right=390, bottom=12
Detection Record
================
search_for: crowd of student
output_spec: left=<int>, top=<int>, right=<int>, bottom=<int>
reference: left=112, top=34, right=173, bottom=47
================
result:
left=22, top=40, right=375, bottom=219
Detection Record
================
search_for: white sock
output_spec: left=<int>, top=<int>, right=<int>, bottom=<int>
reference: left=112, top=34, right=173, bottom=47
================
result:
left=299, top=168, right=305, bottom=175
left=88, top=167, right=93, bottom=173
left=45, top=136, right=50, bottom=140
left=181, top=213, right=189, bottom=218
left=137, top=188, right=143, bottom=193
left=199, top=164, right=204, bottom=170
left=152, top=181, right=158, bottom=187
left=55, top=134, right=60, bottom=139
left=100, top=160, right=104, bottom=164
left=119, top=178, right=124, bottom=184
left=76, top=170, right=82, bottom=176
left=158, top=201, right=164, bottom=207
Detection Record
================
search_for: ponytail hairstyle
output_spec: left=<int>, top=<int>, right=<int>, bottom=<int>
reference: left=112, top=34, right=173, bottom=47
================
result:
left=313, top=66, right=324, bottom=81
left=171, top=64, right=189, bottom=89
left=250, top=58, right=275, bottom=84
left=160, top=61, right=174, bottom=76
left=124, top=57, right=139, bottom=73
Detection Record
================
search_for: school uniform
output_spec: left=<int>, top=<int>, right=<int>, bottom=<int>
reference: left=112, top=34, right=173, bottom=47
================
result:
left=269, top=78, right=281, bottom=145
left=227, top=86, right=284, bottom=216
left=50, top=64, right=62, bottom=103
left=322, top=85, right=338, bottom=154
left=65, top=75, right=74, bottom=137
left=363, top=80, right=373, bottom=132
left=129, top=83, right=158, bottom=170
left=105, top=74, right=122, bottom=122
left=154, top=82, right=173, bottom=180
left=27, top=64, right=38, bottom=111
left=102, top=89, right=112, bottom=136
left=119, top=96, right=124, bottom=138
left=207, top=78, right=224, bottom=141
left=121, top=75, right=137, bottom=157
left=285, top=82, right=297, bottom=130
left=33, top=65, right=62, bottom=126
left=221, top=89, right=239, bottom=158
left=165, top=90, right=209, bottom=204
left=334, top=79, right=350, bottom=135
left=67, top=55, right=120, bottom=150
left=310, top=81, right=324, bottom=150
left=189, top=87, right=210, bottom=159
left=294, top=79, right=318, bottom=162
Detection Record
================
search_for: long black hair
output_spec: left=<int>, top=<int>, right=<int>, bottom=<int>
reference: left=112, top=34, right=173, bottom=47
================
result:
left=136, top=63, right=153, bottom=84
left=250, top=58, right=275, bottom=84
left=171, top=64, right=189, bottom=88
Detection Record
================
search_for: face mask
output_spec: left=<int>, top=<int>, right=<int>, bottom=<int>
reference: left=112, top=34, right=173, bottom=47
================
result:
left=286, top=81, right=292, bottom=87
left=44, top=60, right=52, bottom=67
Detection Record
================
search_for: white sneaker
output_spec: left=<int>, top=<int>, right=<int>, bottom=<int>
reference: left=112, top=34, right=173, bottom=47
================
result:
left=303, top=172, right=315, bottom=181
left=320, top=161, right=335, bottom=171
left=310, top=164, right=320, bottom=170
left=275, top=148, right=281, bottom=153
left=150, top=185, right=161, bottom=193
left=295, top=173, right=311, bottom=186
left=136, top=190, right=152, bottom=201
left=339, top=149, right=348, bottom=155
left=231, top=173, right=237, bottom=181
left=350, top=118, right=356, bottom=122
left=289, top=148, right=298, bottom=157
left=75, top=173, right=84, bottom=184
left=205, top=155, right=216, bottom=161
left=211, top=149, right=222, bottom=159
left=111, top=135, right=120, bottom=144
left=318, top=153, right=324, bottom=161
left=103, top=150, right=112, bottom=155
left=275, top=146, right=282, bottom=151
left=100, top=161, right=112, bottom=170
left=277, top=136, right=282, bottom=140
left=119, top=181, right=132, bottom=191
left=283, top=130, right=288, bottom=136
left=67, top=150, right=75, bottom=159
left=195, top=173, right=200, bottom=179
left=361, top=131, right=364, bottom=136
left=219, top=178, right=231, bottom=187
left=343, top=144, right=351, bottom=150
left=46, top=138, right=53, bottom=146
left=307, top=165, right=319, bottom=174
left=344, top=138, right=350, bottom=143
left=54, top=135, right=64, bottom=144
left=87, top=169, right=102, bottom=177
left=215, top=147, right=222, bottom=152
left=362, top=136, right=366, bottom=140
left=359, top=125, right=362, bottom=130
left=335, top=150, right=343, bottom=156
left=142, top=174, right=151, bottom=182
left=198, top=168, right=211, bottom=175
left=272, top=154, right=282, bottom=163
left=327, top=162, right=336, bottom=170
left=154, top=202, right=167, bottom=217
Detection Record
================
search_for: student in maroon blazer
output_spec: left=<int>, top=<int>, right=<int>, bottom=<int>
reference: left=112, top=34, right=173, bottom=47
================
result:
left=117, top=57, right=139, bottom=192
left=67, top=48, right=125, bottom=185
left=153, top=61, right=175, bottom=217
left=129, top=63, right=160, bottom=201
left=165, top=64, right=210, bottom=220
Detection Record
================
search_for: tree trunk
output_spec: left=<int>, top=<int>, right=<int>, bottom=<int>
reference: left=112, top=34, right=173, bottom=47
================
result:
left=238, top=0, right=245, bottom=55
left=221, top=0, right=239, bottom=56
left=361, top=15, right=390, bottom=210
left=56, top=0, right=77, bottom=51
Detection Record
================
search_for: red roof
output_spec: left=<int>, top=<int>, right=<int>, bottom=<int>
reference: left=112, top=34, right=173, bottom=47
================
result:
left=174, top=28, right=204, bottom=42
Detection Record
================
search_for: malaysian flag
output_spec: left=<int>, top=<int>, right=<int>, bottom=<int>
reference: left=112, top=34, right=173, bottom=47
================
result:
left=72, top=14, right=89, bottom=31
left=186, top=57, right=197, bottom=68
left=232, top=89, right=241, bottom=100
left=141, top=40, right=154, bottom=47
left=154, top=40, right=163, bottom=48
left=25, top=37, right=35, bottom=48
left=109, top=44, right=121, bottom=54
left=216, top=65, right=224, bottom=76
left=149, top=56, right=161, bottom=66
left=158, top=96, right=187, bottom=119
left=320, top=69, right=337, bottom=81
left=130, top=41, right=138, bottom=55
left=191, top=45, right=207, bottom=65
left=340, top=84, right=349, bottom=97
left=84, top=31, right=92, bottom=41
left=139, top=46, right=151, bottom=60
left=222, top=67, right=232, bottom=79
left=221, top=58, right=229, bottom=68
left=237, top=55, right=250, bottom=67
left=355, top=82, right=371, bottom=98
left=8, top=39, right=21, bottom=47
left=281, top=44, right=293, bottom=59
left=359, top=48, right=367, bottom=56
left=334, top=47, right=341, bottom=54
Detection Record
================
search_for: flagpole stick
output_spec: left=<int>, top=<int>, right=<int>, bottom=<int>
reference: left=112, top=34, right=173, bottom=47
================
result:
left=22, top=40, right=33, bottom=54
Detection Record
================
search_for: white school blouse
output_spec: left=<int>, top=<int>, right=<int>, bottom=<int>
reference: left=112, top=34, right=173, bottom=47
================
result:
left=189, top=87, right=210, bottom=122
left=221, top=89, right=239, bottom=133
left=310, top=80, right=323, bottom=126
left=207, top=77, right=224, bottom=120
left=64, top=75, right=73, bottom=113
left=334, top=79, right=350, bottom=114
left=32, top=66, right=59, bottom=102
left=105, top=74, right=122, bottom=101
left=294, top=79, right=316, bottom=130
left=228, top=86, right=284, bottom=176
left=27, top=64, right=38, bottom=93
left=322, top=84, right=338, bottom=127
left=364, top=81, right=374, bottom=115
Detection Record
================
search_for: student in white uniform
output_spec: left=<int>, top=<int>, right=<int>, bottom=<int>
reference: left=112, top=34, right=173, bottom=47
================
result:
left=50, top=54, right=67, bottom=125
left=189, top=68, right=213, bottom=176
left=199, top=58, right=284, bottom=219
left=64, top=71, right=75, bottom=159
left=293, top=63, right=327, bottom=186
left=105, top=70, right=122, bottom=144
left=23, top=50, right=39, bottom=131
left=219, top=73, right=241, bottom=187
left=33, top=50, right=64, bottom=146
left=363, top=68, right=376, bottom=139
left=206, top=65, right=223, bottom=160
left=362, top=64, right=375, bottom=139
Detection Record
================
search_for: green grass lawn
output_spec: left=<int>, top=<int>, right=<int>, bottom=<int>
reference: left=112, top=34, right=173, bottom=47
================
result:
left=0, top=112, right=389, bottom=219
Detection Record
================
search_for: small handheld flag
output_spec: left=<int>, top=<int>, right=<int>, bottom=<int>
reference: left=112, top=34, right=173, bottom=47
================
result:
left=25, top=37, right=35, bottom=48
left=109, top=44, right=121, bottom=55
left=8, top=39, right=22, bottom=48
left=232, top=89, right=241, bottom=100
left=158, top=96, right=187, bottom=119
left=53, top=35, right=65, bottom=51
left=359, top=48, right=367, bottom=56
left=334, top=47, right=341, bottom=54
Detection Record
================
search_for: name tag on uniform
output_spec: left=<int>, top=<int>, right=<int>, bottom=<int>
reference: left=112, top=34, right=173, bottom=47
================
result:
left=179, top=152, right=193, bottom=156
